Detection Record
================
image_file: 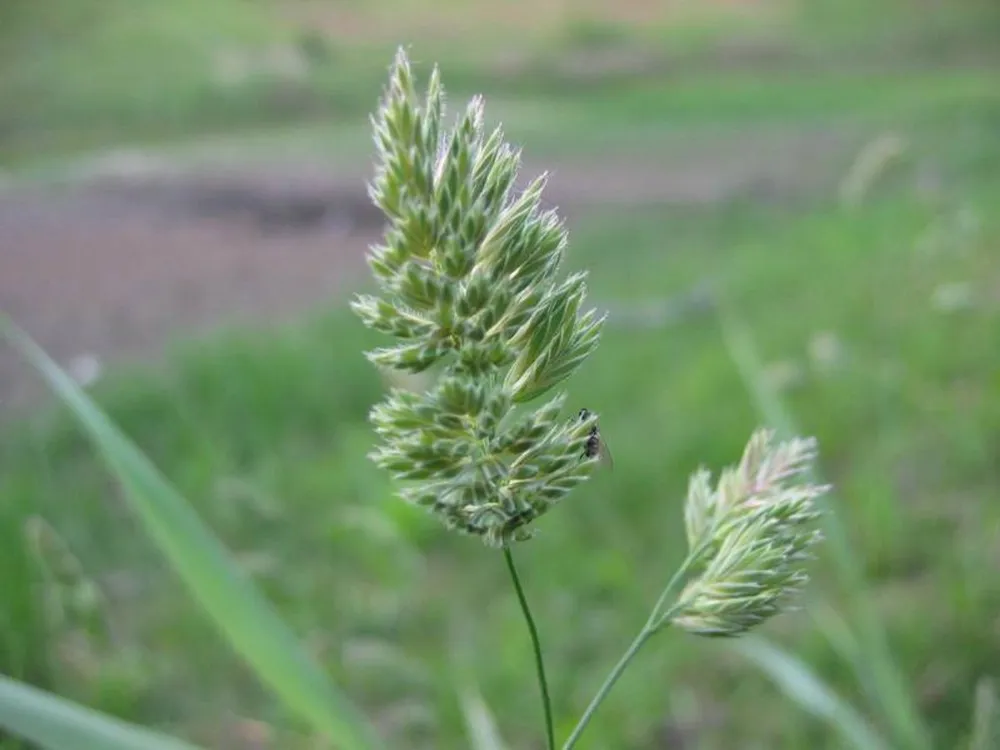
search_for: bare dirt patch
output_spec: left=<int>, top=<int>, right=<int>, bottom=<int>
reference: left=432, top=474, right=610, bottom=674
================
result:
left=0, top=180, right=378, bottom=418
left=0, top=124, right=856, bottom=419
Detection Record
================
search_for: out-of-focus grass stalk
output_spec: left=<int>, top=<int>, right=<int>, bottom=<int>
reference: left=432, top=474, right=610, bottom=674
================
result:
left=968, top=678, right=999, bottom=750
left=0, top=674, right=199, bottom=750
left=715, top=295, right=932, bottom=750
left=732, top=636, right=891, bottom=750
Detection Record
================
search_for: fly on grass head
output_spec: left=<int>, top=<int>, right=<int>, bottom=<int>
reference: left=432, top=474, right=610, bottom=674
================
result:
left=578, top=408, right=613, bottom=470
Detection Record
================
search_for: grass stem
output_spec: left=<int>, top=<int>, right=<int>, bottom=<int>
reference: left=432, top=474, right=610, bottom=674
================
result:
left=503, top=544, right=555, bottom=750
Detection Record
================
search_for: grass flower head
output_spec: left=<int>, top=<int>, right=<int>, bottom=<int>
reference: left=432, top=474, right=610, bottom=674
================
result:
left=672, top=429, right=828, bottom=637
left=352, top=49, right=606, bottom=547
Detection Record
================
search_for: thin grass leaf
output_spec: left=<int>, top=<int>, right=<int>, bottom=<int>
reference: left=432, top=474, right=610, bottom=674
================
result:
left=0, top=496, right=51, bottom=688
left=716, top=297, right=869, bottom=584
left=809, top=603, right=866, bottom=685
left=448, top=622, right=510, bottom=750
left=968, top=677, right=1000, bottom=750
left=733, top=636, right=890, bottom=750
left=0, top=319, right=379, bottom=750
left=715, top=298, right=932, bottom=750
left=458, top=682, right=510, bottom=750
left=0, top=674, right=198, bottom=750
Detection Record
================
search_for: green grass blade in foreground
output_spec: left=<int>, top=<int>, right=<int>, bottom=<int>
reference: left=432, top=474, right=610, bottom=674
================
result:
left=0, top=319, right=379, bottom=750
left=716, top=300, right=932, bottom=750
left=459, top=681, right=511, bottom=750
left=732, top=637, right=890, bottom=750
left=968, top=678, right=1000, bottom=750
left=0, top=674, right=198, bottom=750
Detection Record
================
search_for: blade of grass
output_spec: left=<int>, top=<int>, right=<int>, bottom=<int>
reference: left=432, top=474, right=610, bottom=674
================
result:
left=0, top=494, right=51, bottom=688
left=0, top=318, right=379, bottom=750
left=458, top=681, right=510, bottom=750
left=968, top=677, right=999, bottom=750
left=715, top=296, right=932, bottom=750
left=449, top=620, right=510, bottom=750
left=732, top=636, right=890, bottom=750
left=809, top=602, right=866, bottom=685
left=0, top=673, right=198, bottom=750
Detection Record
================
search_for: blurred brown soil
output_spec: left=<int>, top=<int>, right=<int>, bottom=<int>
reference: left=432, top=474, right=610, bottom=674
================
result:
left=0, top=124, right=854, bottom=419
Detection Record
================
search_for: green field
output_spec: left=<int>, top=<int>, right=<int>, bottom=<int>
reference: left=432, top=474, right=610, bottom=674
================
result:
left=1, top=1, right=999, bottom=748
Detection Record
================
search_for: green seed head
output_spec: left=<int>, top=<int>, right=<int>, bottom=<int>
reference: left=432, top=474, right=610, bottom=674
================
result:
left=354, top=49, right=606, bottom=546
left=672, top=429, right=828, bottom=637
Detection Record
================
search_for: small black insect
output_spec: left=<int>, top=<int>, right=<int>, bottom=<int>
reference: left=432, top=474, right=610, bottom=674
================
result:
left=578, top=408, right=614, bottom=469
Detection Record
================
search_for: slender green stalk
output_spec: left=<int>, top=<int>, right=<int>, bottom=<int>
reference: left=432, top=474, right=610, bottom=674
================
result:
left=647, top=545, right=704, bottom=630
left=562, top=624, right=655, bottom=750
left=503, top=545, right=555, bottom=750
left=563, top=555, right=696, bottom=749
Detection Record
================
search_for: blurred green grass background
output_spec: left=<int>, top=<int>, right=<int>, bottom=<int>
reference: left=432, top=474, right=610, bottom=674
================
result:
left=1, top=0, right=999, bottom=747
